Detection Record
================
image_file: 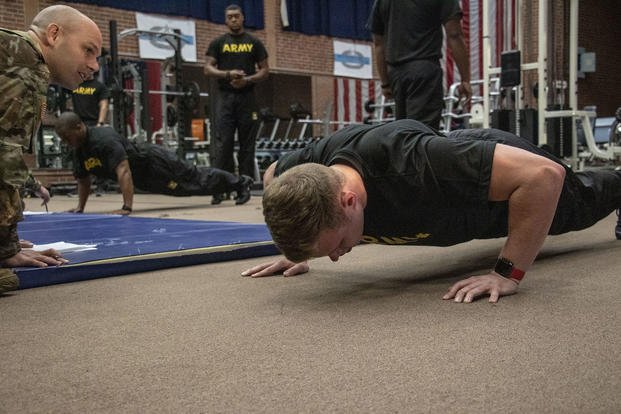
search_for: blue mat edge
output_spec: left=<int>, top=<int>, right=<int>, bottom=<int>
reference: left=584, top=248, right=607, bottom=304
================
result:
left=17, top=243, right=280, bottom=289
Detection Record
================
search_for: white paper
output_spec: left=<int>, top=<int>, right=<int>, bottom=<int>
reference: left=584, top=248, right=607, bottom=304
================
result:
left=29, top=242, right=98, bottom=253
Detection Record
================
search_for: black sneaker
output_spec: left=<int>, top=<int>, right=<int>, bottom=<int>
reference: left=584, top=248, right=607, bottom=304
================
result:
left=211, top=194, right=225, bottom=205
left=235, top=175, right=254, bottom=205
left=616, top=209, right=621, bottom=240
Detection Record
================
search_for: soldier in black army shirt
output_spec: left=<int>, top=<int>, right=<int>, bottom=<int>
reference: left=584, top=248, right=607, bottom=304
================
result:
left=55, top=112, right=253, bottom=215
left=242, top=119, right=621, bottom=304
left=205, top=4, right=269, bottom=205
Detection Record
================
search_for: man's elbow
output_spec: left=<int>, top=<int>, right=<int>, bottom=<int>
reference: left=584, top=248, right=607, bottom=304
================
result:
left=537, top=162, right=566, bottom=196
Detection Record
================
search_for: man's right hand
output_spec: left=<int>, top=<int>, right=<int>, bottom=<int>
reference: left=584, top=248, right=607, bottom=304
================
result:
left=229, top=69, right=245, bottom=79
left=381, top=85, right=393, bottom=100
left=241, top=258, right=309, bottom=278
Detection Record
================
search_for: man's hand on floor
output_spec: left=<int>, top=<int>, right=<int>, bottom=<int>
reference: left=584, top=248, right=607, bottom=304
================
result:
left=443, top=273, right=519, bottom=303
left=242, top=258, right=309, bottom=278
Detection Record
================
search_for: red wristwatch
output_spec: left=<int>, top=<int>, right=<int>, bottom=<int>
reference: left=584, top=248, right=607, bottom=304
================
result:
left=494, top=257, right=525, bottom=281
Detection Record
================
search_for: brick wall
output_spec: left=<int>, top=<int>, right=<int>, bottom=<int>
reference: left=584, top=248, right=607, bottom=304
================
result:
left=576, top=0, right=621, bottom=116
left=4, top=1, right=620, bottom=128
left=520, top=0, right=620, bottom=116
left=0, top=0, right=25, bottom=28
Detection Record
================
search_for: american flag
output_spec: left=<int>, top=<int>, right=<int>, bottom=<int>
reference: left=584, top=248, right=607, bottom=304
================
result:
left=333, top=77, right=382, bottom=127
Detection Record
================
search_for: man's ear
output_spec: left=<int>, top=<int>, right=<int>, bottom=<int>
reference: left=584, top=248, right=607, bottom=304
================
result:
left=45, top=23, right=61, bottom=46
left=340, top=190, right=357, bottom=210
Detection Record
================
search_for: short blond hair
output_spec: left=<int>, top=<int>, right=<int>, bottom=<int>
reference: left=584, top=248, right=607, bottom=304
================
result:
left=262, top=163, right=346, bottom=262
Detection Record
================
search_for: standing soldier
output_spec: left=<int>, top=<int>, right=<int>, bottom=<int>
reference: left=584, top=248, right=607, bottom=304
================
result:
left=205, top=4, right=269, bottom=205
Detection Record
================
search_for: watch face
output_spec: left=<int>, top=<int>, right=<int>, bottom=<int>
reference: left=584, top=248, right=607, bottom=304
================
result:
left=494, top=257, right=513, bottom=277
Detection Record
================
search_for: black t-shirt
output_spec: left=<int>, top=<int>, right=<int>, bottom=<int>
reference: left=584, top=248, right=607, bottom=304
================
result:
left=368, top=0, right=462, bottom=65
left=73, top=126, right=137, bottom=181
left=206, top=32, right=268, bottom=91
left=71, top=79, right=110, bottom=125
left=275, top=120, right=506, bottom=247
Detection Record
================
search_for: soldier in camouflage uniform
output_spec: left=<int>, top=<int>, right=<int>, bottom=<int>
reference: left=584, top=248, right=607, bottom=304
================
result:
left=0, top=5, right=102, bottom=293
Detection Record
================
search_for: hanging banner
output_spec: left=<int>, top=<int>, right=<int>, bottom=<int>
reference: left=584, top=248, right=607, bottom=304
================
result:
left=135, top=12, right=197, bottom=62
left=333, top=40, right=372, bottom=79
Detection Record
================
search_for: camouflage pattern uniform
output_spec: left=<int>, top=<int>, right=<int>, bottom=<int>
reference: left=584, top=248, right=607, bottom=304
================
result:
left=0, top=28, right=50, bottom=292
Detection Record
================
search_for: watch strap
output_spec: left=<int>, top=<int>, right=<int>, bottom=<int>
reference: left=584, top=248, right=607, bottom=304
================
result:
left=494, top=257, right=525, bottom=281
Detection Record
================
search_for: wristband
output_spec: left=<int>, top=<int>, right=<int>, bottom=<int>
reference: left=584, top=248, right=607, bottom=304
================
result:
left=494, top=257, right=525, bottom=282
left=121, top=204, right=132, bottom=212
left=225, top=71, right=231, bottom=81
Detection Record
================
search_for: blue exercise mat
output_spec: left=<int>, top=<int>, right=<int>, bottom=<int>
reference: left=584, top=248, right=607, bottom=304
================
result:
left=15, top=213, right=279, bottom=289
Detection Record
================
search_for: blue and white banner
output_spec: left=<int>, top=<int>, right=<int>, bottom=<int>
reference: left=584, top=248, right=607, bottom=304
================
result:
left=333, top=40, right=372, bottom=80
left=135, top=12, right=197, bottom=62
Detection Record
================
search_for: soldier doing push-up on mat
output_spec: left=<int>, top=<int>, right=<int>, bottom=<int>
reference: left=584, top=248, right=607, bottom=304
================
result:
left=55, top=112, right=254, bottom=215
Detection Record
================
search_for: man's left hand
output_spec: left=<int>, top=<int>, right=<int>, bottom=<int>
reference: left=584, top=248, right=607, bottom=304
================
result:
left=458, top=81, right=472, bottom=105
left=2, top=250, right=68, bottom=268
left=443, top=273, right=519, bottom=303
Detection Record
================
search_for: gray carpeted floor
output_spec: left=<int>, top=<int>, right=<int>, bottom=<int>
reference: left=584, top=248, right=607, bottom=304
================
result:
left=1, top=193, right=620, bottom=413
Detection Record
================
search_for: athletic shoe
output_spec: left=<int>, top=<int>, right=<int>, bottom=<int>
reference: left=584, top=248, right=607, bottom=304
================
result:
left=616, top=209, right=621, bottom=240
left=211, top=194, right=225, bottom=205
left=235, top=175, right=254, bottom=205
left=211, top=193, right=231, bottom=205
left=0, top=270, right=19, bottom=294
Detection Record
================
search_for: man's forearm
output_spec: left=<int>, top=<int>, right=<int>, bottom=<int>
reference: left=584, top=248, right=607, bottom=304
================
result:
left=115, top=162, right=134, bottom=209
left=372, top=35, right=389, bottom=87
left=447, top=35, right=470, bottom=83
left=246, top=67, right=269, bottom=84
left=97, top=100, right=109, bottom=125
left=499, top=166, right=565, bottom=273
left=205, top=65, right=224, bottom=79
left=120, top=181, right=134, bottom=209
left=445, top=19, right=470, bottom=83
left=76, top=177, right=91, bottom=211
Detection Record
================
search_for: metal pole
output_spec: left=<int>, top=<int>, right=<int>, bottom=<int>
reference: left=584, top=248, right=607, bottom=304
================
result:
left=537, top=0, right=548, bottom=146
left=514, top=0, right=522, bottom=137
left=109, top=20, right=126, bottom=139
left=174, top=29, right=185, bottom=159
left=482, top=0, right=491, bottom=128
left=569, top=0, right=579, bottom=168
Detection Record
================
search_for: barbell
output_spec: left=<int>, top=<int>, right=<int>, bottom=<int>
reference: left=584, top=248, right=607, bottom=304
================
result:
left=364, top=99, right=394, bottom=114
left=122, top=81, right=208, bottom=110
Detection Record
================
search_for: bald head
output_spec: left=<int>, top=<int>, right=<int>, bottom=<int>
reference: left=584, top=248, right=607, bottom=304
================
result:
left=55, top=111, right=86, bottom=148
left=29, top=5, right=102, bottom=90
left=56, top=111, right=82, bottom=131
left=31, top=5, right=93, bottom=33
